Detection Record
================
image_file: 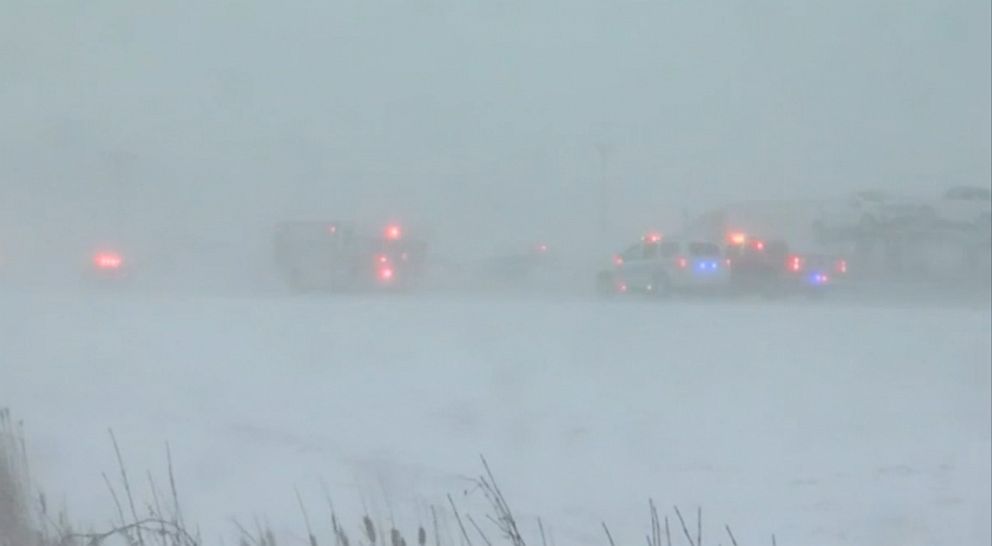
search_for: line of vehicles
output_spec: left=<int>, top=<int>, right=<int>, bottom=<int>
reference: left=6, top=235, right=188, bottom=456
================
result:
left=596, top=186, right=990, bottom=300
left=595, top=231, right=848, bottom=299
left=4, top=187, right=988, bottom=299
left=263, top=187, right=987, bottom=300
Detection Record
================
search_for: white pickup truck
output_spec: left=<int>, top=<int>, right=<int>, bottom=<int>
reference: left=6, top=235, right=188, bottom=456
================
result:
left=605, top=236, right=729, bottom=297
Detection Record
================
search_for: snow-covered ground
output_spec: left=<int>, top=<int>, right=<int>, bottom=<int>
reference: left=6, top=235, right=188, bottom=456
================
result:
left=2, top=291, right=989, bottom=545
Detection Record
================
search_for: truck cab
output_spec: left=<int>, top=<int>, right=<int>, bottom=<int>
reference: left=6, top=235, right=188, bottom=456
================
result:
left=273, top=221, right=426, bottom=292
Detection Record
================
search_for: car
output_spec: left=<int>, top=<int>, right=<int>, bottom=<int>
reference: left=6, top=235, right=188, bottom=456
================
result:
left=812, top=191, right=930, bottom=241
left=931, top=186, right=991, bottom=230
left=780, top=251, right=848, bottom=296
left=609, top=233, right=729, bottom=297
left=595, top=240, right=644, bottom=296
left=724, top=232, right=847, bottom=297
left=724, top=235, right=789, bottom=296
left=483, top=242, right=560, bottom=286
left=273, top=221, right=426, bottom=292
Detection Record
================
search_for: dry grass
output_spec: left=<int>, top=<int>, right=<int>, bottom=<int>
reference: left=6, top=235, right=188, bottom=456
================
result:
left=0, top=409, right=38, bottom=546
left=1, top=411, right=774, bottom=546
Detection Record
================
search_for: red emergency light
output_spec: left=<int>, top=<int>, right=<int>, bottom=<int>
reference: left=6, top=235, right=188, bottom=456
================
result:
left=384, top=224, right=403, bottom=241
left=643, top=232, right=663, bottom=243
left=93, top=252, right=123, bottom=270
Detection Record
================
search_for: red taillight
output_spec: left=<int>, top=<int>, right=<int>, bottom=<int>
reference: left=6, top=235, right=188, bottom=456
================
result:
left=618, top=282, right=628, bottom=293
left=728, top=232, right=747, bottom=245
left=378, top=267, right=394, bottom=281
left=385, top=224, right=402, bottom=240
left=644, top=232, right=662, bottom=243
left=94, top=252, right=123, bottom=270
left=787, top=255, right=803, bottom=272
left=751, top=240, right=765, bottom=251
left=377, top=254, right=389, bottom=264
left=326, top=224, right=337, bottom=234
left=837, top=260, right=847, bottom=274
left=725, top=258, right=732, bottom=267
left=677, top=257, right=688, bottom=269
left=613, top=255, right=623, bottom=267
left=536, top=243, right=549, bottom=253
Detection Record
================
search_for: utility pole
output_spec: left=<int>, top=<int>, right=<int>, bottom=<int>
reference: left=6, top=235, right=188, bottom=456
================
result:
left=106, top=150, right=137, bottom=235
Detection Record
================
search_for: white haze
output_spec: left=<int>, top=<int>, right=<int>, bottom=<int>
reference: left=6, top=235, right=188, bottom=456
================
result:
left=2, top=1, right=989, bottom=258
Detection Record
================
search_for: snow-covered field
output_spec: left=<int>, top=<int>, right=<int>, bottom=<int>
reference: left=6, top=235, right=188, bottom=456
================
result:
left=2, top=291, right=990, bottom=545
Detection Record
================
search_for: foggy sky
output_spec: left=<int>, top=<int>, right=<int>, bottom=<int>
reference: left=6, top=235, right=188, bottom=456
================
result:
left=2, top=0, right=990, bottom=254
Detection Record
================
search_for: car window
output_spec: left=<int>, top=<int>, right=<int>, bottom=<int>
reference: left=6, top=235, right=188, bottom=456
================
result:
left=658, top=241, right=680, bottom=258
left=621, top=244, right=642, bottom=261
left=642, top=242, right=659, bottom=259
